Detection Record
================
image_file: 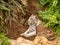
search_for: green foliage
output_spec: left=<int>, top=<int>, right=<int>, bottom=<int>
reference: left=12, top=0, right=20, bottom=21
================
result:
left=0, top=33, right=10, bottom=45
left=38, top=0, right=51, bottom=8
left=0, top=0, right=10, bottom=11
left=0, top=0, right=12, bottom=28
left=0, top=0, right=25, bottom=28
left=39, top=0, right=60, bottom=37
left=53, top=25, right=60, bottom=38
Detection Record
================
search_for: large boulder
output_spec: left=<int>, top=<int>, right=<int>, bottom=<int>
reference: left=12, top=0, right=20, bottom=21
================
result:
left=9, top=36, right=60, bottom=45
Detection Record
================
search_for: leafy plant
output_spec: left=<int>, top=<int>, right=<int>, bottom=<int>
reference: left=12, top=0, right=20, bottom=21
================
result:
left=0, top=0, right=25, bottom=28
left=0, top=33, right=10, bottom=45
left=39, top=0, right=60, bottom=37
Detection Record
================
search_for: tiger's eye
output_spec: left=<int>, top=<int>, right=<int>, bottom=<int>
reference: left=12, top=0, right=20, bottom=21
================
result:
left=35, top=16, right=38, bottom=19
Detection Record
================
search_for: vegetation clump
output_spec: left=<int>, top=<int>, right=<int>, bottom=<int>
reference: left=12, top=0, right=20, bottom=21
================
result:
left=39, top=0, right=60, bottom=38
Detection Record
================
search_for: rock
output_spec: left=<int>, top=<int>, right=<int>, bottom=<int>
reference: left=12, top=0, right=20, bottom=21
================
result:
left=17, top=37, right=24, bottom=43
left=34, top=36, right=48, bottom=45
left=16, top=37, right=34, bottom=45
left=8, top=39, right=16, bottom=45
left=8, top=36, right=60, bottom=45
left=52, top=36, right=60, bottom=45
left=17, top=42, right=33, bottom=45
left=9, top=37, right=34, bottom=45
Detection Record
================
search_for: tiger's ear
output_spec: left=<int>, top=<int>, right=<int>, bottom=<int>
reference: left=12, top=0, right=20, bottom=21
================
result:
left=31, top=14, right=37, bottom=17
left=28, top=14, right=33, bottom=19
left=31, top=14, right=34, bottom=16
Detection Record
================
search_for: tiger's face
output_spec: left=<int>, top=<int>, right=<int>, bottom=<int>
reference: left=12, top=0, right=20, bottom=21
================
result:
left=28, top=14, right=38, bottom=25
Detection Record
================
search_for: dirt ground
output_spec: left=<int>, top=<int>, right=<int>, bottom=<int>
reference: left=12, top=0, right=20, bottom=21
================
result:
left=2, top=0, right=55, bottom=41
